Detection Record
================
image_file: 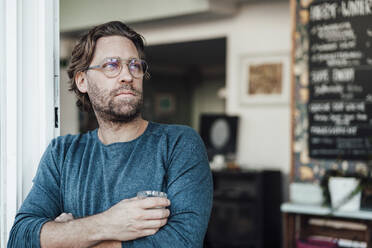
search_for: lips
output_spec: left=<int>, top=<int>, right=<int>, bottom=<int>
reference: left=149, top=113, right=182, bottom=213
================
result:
left=115, top=90, right=136, bottom=96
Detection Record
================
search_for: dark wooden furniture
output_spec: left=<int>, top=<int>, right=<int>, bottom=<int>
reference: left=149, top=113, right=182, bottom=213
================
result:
left=205, top=170, right=283, bottom=248
left=282, top=203, right=372, bottom=248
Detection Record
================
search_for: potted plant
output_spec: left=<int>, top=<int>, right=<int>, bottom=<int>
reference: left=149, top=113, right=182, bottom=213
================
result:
left=320, top=169, right=372, bottom=212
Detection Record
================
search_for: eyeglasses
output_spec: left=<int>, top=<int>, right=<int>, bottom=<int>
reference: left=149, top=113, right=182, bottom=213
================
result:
left=86, top=57, right=148, bottom=79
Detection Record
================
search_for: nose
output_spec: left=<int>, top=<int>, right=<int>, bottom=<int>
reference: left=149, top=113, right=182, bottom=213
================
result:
left=118, top=64, right=133, bottom=83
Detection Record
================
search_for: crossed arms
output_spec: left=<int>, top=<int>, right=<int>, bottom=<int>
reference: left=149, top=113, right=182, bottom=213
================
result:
left=41, top=197, right=170, bottom=248
left=7, top=135, right=213, bottom=248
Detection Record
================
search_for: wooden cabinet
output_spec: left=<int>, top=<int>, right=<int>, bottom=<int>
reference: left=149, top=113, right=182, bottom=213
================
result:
left=282, top=203, right=372, bottom=248
left=205, top=170, right=283, bottom=248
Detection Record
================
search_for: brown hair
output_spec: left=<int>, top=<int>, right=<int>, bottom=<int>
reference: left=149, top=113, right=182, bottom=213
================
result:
left=67, top=21, right=146, bottom=112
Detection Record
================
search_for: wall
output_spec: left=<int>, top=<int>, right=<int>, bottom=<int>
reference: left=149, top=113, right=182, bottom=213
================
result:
left=60, top=38, right=79, bottom=136
left=191, top=79, right=225, bottom=131
left=135, top=1, right=291, bottom=173
left=60, top=67, right=79, bottom=135
left=60, top=0, right=235, bottom=32
left=227, top=2, right=291, bottom=173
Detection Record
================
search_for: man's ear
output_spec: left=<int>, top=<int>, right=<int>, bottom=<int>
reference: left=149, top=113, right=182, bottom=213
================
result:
left=75, top=71, right=88, bottom=93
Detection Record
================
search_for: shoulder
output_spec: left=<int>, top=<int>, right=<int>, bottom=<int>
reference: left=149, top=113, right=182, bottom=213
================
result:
left=148, top=122, right=207, bottom=158
left=148, top=122, right=202, bottom=146
left=36, top=131, right=97, bottom=177
left=50, top=132, right=85, bottom=150
left=47, top=130, right=96, bottom=161
left=148, top=122, right=199, bottom=138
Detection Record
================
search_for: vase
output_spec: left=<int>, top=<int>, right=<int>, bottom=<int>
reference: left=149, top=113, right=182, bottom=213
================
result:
left=328, top=177, right=361, bottom=211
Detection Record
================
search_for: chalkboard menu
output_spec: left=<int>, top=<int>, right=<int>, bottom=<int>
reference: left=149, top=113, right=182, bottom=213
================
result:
left=308, top=0, right=372, bottom=159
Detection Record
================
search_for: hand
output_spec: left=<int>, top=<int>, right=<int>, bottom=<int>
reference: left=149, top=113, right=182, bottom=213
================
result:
left=90, top=240, right=121, bottom=248
left=99, top=196, right=171, bottom=242
left=55, top=213, right=74, bottom=223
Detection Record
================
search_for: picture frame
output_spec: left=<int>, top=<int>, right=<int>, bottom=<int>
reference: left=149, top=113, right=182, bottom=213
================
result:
left=239, top=52, right=290, bottom=104
left=154, top=93, right=176, bottom=116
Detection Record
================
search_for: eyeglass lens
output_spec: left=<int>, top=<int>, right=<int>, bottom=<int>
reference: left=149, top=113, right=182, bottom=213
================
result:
left=101, top=58, right=146, bottom=78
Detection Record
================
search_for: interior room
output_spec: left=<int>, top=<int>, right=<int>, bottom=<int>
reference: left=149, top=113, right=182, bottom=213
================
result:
left=2, top=0, right=372, bottom=247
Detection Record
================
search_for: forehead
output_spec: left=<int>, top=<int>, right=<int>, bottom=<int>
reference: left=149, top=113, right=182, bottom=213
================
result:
left=92, top=35, right=139, bottom=62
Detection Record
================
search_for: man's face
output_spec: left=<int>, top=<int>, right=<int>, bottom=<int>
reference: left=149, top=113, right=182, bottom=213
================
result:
left=83, top=35, right=144, bottom=123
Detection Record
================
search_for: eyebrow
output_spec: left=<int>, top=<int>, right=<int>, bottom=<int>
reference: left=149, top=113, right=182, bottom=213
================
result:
left=102, top=56, right=139, bottom=62
left=102, top=57, right=120, bottom=61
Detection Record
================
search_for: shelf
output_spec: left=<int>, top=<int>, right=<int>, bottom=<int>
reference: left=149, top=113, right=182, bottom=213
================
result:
left=281, top=203, right=372, bottom=220
left=282, top=203, right=372, bottom=248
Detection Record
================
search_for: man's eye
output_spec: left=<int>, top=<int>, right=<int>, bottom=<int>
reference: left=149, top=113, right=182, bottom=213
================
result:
left=103, top=62, right=120, bottom=71
left=129, top=61, right=142, bottom=72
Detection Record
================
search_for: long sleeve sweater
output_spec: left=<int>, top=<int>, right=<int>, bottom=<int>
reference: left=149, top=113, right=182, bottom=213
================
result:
left=7, top=122, right=213, bottom=248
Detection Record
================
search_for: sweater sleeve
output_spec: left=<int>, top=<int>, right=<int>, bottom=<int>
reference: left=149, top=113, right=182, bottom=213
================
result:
left=123, top=127, right=213, bottom=248
left=7, top=142, right=63, bottom=248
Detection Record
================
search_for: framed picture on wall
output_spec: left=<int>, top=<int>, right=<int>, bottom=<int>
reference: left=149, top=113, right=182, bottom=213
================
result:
left=239, top=52, right=290, bottom=104
left=154, top=93, right=176, bottom=116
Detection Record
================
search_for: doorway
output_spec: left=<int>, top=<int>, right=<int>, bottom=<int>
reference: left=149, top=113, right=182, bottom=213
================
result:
left=143, top=37, right=226, bottom=131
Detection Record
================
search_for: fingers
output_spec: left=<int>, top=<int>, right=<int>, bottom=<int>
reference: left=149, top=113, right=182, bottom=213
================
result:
left=122, top=196, right=138, bottom=202
left=141, top=228, right=158, bottom=237
left=133, top=219, right=167, bottom=238
left=142, top=208, right=170, bottom=220
left=55, top=213, right=74, bottom=223
left=100, top=197, right=171, bottom=241
left=136, top=197, right=171, bottom=209
left=138, top=218, right=168, bottom=229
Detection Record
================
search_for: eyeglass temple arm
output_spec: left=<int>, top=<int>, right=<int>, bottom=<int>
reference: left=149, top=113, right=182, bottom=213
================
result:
left=87, top=65, right=101, bottom=70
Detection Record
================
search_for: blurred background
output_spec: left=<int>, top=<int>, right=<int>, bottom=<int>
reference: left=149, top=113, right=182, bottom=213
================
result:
left=5, top=0, right=371, bottom=247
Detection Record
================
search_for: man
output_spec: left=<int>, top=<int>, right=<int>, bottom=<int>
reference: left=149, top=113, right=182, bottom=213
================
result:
left=7, top=21, right=213, bottom=248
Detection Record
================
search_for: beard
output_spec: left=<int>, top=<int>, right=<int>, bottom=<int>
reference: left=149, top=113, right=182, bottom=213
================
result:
left=87, top=81, right=143, bottom=124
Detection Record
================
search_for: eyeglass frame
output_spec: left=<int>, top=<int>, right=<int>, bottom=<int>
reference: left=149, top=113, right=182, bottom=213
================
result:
left=85, top=57, right=149, bottom=79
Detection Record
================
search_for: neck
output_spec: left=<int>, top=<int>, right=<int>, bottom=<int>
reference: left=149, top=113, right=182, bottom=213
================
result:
left=96, top=116, right=148, bottom=145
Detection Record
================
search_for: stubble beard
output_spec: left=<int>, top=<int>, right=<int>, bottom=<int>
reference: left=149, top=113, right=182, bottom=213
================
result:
left=87, top=81, right=143, bottom=124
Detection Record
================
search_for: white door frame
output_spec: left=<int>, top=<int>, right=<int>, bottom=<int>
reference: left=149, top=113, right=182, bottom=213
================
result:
left=0, top=0, right=59, bottom=247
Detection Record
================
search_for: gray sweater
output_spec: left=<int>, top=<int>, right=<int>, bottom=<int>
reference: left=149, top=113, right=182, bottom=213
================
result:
left=7, top=122, right=213, bottom=248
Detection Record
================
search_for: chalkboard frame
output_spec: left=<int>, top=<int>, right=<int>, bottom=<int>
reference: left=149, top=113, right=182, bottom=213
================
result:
left=290, top=0, right=371, bottom=183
